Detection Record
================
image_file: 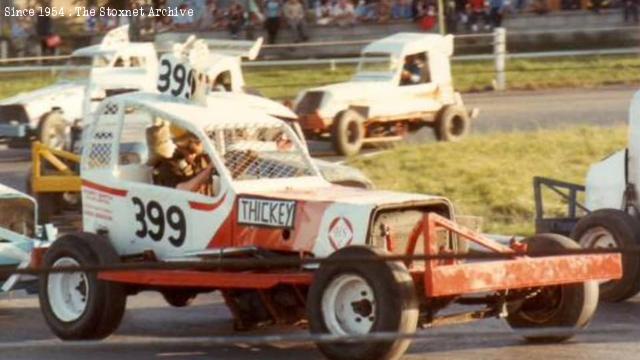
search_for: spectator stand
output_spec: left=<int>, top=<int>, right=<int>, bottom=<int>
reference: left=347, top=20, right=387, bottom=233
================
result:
left=0, top=0, right=638, bottom=60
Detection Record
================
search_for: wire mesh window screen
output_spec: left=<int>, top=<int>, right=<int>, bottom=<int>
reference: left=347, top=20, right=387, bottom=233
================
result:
left=86, top=126, right=116, bottom=169
left=207, top=124, right=315, bottom=181
left=83, top=102, right=122, bottom=170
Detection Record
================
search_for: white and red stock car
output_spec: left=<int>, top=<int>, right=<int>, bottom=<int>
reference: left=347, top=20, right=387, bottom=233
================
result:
left=33, top=45, right=621, bottom=360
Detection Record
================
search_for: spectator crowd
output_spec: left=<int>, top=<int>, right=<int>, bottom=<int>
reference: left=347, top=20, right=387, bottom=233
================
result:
left=142, top=0, right=509, bottom=41
left=139, top=0, right=640, bottom=41
left=4, top=0, right=639, bottom=56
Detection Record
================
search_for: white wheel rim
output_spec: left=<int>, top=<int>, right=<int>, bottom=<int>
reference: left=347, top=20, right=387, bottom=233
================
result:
left=580, top=227, right=617, bottom=249
left=321, top=274, right=376, bottom=335
left=47, top=257, right=89, bottom=322
left=580, top=227, right=617, bottom=285
left=44, top=122, right=68, bottom=150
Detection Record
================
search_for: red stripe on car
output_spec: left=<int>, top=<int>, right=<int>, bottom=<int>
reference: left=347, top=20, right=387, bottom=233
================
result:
left=82, top=180, right=128, bottom=197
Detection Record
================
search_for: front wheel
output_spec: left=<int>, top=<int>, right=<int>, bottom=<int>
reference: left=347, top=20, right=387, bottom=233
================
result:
left=307, top=246, right=418, bottom=360
left=331, top=110, right=366, bottom=156
left=39, top=233, right=127, bottom=340
left=434, top=105, right=470, bottom=142
left=506, top=233, right=599, bottom=343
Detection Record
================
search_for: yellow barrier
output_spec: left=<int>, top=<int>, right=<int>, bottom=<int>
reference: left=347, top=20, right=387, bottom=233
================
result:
left=31, top=142, right=82, bottom=194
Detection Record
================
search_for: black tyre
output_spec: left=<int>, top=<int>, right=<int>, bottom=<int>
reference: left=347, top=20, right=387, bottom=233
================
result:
left=307, top=246, right=418, bottom=360
left=434, top=105, right=470, bottom=142
left=506, top=233, right=598, bottom=343
left=38, top=111, right=69, bottom=151
left=331, top=110, right=366, bottom=156
left=162, top=291, right=197, bottom=308
left=570, top=209, right=640, bottom=302
left=39, top=233, right=127, bottom=340
left=7, top=138, right=31, bottom=149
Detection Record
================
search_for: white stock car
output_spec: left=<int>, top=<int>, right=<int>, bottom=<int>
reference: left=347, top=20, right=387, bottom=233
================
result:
left=294, top=33, right=479, bottom=156
left=0, top=26, right=158, bottom=150
left=33, top=90, right=621, bottom=360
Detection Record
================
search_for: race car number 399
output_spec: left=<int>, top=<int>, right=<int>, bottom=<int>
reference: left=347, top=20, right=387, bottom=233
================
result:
left=238, top=198, right=296, bottom=229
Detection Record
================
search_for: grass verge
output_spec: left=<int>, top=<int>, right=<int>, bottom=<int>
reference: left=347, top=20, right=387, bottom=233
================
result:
left=3, top=54, right=640, bottom=101
left=348, top=126, right=627, bottom=236
left=245, top=54, right=640, bottom=99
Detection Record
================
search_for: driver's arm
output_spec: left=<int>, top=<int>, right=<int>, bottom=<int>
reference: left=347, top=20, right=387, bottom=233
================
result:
left=176, top=164, right=214, bottom=192
left=401, top=66, right=420, bottom=84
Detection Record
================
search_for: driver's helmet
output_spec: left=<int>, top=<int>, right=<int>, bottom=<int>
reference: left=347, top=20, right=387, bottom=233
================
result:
left=146, top=120, right=176, bottom=165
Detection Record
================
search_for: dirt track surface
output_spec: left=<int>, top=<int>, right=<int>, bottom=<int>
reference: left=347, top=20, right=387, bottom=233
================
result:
left=1, top=292, right=639, bottom=360
left=466, top=85, right=633, bottom=133
left=1, top=85, right=640, bottom=359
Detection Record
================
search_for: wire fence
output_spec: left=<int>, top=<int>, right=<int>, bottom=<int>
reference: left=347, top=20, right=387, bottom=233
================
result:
left=1, top=27, right=639, bottom=96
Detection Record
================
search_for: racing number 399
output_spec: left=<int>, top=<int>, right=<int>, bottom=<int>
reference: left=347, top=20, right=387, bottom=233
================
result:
left=132, top=197, right=186, bottom=247
left=157, top=58, right=196, bottom=99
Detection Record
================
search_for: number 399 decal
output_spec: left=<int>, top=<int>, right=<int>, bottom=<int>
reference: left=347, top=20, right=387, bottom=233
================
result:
left=132, top=197, right=187, bottom=247
left=156, top=56, right=197, bottom=99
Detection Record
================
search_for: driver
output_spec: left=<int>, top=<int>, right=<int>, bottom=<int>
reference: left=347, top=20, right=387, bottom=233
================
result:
left=212, top=72, right=232, bottom=92
left=147, top=121, right=214, bottom=195
left=401, top=55, right=422, bottom=85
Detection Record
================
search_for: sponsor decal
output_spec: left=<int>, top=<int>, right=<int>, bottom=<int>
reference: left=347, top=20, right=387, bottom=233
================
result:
left=328, top=217, right=354, bottom=250
left=238, top=198, right=296, bottom=229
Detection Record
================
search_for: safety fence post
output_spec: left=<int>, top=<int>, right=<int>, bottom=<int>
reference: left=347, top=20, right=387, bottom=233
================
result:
left=0, top=39, right=7, bottom=61
left=494, top=28, right=507, bottom=91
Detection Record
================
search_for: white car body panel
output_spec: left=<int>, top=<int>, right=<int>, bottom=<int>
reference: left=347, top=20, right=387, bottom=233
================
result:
left=80, top=93, right=452, bottom=261
left=585, top=150, right=626, bottom=211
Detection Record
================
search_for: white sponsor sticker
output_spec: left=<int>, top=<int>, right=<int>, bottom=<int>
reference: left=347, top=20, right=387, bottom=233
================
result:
left=328, top=217, right=354, bottom=250
left=238, top=198, right=296, bottom=229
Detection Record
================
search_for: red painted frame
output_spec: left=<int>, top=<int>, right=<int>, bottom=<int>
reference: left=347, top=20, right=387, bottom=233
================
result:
left=88, top=213, right=621, bottom=298
left=405, top=213, right=623, bottom=298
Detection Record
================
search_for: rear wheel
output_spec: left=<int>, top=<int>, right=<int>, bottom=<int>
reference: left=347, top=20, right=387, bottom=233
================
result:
left=38, top=111, right=69, bottom=151
left=570, top=209, right=640, bottom=302
left=331, top=110, right=366, bottom=156
left=506, top=233, right=598, bottom=343
left=307, top=246, right=418, bottom=360
left=39, top=233, right=126, bottom=340
left=434, top=105, right=470, bottom=142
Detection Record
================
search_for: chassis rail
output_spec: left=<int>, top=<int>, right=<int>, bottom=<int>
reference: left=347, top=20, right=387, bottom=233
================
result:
left=94, top=213, right=621, bottom=298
